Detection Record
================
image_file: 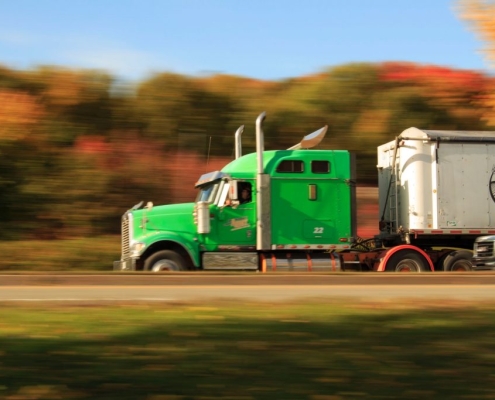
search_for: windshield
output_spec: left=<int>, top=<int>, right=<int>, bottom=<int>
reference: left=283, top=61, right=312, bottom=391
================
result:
left=195, top=182, right=220, bottom=203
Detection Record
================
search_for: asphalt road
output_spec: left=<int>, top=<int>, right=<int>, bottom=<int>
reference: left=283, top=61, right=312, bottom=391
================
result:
left=2, top=272, right=495, bottom=302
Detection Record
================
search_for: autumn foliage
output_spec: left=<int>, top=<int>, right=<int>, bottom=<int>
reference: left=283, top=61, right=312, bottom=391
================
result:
left=0, top=62, right=493, bottom=240
left=457, top=0, right=495, bottom=125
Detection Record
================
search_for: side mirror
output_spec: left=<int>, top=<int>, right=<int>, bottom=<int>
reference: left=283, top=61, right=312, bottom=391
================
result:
left=229, top=181, right=239, bottom=201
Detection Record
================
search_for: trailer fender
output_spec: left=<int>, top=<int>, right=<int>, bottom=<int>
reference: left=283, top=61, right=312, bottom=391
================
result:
left=377, top=245, right=434, bottom=272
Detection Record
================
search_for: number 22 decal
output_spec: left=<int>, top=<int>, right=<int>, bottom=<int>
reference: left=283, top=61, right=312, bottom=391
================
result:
left=313, top=227, right=324, bottom=234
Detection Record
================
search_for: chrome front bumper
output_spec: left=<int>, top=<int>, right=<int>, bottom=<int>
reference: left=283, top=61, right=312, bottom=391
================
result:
left=113, top=258, right=136, bottom=271
left=471, top=257, right=495, bottom=271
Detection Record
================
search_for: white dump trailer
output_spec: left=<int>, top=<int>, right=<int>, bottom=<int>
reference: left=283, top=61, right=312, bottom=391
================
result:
left=373, top=127, right=495, bottom=271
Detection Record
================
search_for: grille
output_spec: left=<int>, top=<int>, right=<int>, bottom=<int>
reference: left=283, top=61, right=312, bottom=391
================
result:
left=475, top=241, right=494, bottom=257
left=121, top=214, right=130, bottom=259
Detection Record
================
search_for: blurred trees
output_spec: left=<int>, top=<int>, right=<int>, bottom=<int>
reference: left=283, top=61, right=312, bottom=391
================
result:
left=458, top=0, right=495, bottom=65
left=457, top=0, right=495, bottom=125
left=0, top=62, right=492, bottom=240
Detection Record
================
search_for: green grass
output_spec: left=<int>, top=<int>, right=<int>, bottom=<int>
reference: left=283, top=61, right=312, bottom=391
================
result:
left=1, top=300, right=495, bottom=399
left=0, top=236, right=120, bottom=271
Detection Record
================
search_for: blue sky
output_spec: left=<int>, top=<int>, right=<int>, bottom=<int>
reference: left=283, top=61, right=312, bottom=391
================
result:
left=0, top=0, right=490, bottom=82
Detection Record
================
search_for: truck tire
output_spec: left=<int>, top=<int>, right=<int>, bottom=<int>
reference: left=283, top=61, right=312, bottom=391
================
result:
left=435, top=252, right=451, bottom=271
left=144, top=250, right=187, bottom=272
left=442, top=250, right=472, bottom=271
left=386, top=250, right=428, bottom=272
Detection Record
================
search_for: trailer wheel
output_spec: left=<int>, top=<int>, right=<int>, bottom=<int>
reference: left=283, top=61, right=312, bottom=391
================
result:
left=435, top=252, right=451, bottom=271
left=386, top=250, right=428, bottom=272
left=144, top=250, right=187, bottom=272
left=442, top=250, right=472, bottom=271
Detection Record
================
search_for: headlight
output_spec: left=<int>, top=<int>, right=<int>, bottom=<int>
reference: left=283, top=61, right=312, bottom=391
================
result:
left=130, top=242, right=146, bottom=256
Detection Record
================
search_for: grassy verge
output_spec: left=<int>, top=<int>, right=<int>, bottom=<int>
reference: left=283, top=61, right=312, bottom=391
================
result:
left=0, top=300, right=495, bottom=399
left=0, top=236, right=120, bottom=271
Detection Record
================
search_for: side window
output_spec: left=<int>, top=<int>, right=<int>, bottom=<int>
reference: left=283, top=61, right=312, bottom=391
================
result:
left=276, top=160, right=304, bottom=173
left=311, top=160, right=330, bottom=174
left=238, top=182, right=252, bottom=204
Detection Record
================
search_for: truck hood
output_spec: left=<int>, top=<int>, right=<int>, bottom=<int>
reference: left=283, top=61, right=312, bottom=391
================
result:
left=132, top=202, right=196, bottom=234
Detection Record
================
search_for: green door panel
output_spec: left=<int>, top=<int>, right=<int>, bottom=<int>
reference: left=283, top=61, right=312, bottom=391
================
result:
left=216, top=203, right=256, bottom=244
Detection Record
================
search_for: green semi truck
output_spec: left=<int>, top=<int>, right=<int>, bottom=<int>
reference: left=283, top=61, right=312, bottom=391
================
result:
left=114, top=112, right=495, bottom=272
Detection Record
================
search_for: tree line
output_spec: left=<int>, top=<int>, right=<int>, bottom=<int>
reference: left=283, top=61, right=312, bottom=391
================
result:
left=0, top=61, right=493, bottom=240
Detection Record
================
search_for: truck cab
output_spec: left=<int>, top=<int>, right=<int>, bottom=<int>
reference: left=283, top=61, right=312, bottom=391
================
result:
left=114, top=112, right=356, bottom=272
left=472, top=235, right=495, bottom=270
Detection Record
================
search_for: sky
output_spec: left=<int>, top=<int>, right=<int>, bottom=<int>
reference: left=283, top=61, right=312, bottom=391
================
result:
left=0, top=0, right=491, bottom=82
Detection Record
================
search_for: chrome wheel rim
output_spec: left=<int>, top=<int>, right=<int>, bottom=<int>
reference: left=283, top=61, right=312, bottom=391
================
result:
left=151, top=260, right=179, bottom=272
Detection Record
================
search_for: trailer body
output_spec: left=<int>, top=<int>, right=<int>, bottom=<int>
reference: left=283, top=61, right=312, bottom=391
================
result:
left=378, top=128, right=495, bottom=233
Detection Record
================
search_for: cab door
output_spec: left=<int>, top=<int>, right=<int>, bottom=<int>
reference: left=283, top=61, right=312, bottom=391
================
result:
left=216, top=182, right=256, bottom=245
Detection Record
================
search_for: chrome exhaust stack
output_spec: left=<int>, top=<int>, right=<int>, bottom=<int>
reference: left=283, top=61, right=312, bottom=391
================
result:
left=234, top=125, right=244, bottom=159
left=255, top=112, right=271, bottom=250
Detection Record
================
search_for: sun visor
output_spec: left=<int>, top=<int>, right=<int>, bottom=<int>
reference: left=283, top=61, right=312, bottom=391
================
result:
left=194, top=171, right=229, bottom=188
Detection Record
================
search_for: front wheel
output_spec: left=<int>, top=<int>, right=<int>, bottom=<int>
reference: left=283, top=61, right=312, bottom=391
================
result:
left=144, top=250, right=188, bottom=272
left=385, top=250, right=428, bottom=272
